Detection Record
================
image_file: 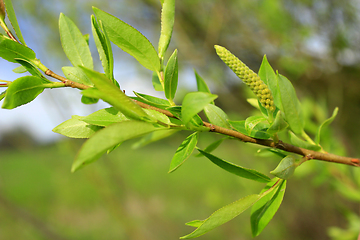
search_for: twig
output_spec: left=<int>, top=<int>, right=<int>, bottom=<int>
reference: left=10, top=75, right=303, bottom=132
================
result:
left=133, top=100, right=360, bottom=167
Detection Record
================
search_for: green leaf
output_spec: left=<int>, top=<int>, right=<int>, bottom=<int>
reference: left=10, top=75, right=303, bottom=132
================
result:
left=164, top=49, right=178, bottom=101
left=185, top=220, right=205, bottom=228
left=133, top=91, right=171, bottom=108
left=158, top=0, right=175, bottom=58
left=289, top=131, right=321, bottom=151
left=62, top=66, right=93, bottom=86
left=270, top=155, right=298, bottom=179
left=315, top=107, right=338, bottom=145
left=59, top=13, right=93, bottom=69
left=195, top=70, right=211, bottom=94
left=81, top=107, right=129, bottom=126
left=132, top=129, right=179, bottom=149
left=152, top=71, right=163, bottom=91
left=15, top=58, right=48, bottom=80
left=2, top=76, right=48, bottom=109
left=198, top=149, right=271, bottom=183
left=181, top=92, right=218, bottom=125
left=228, top=120, right=271, bottom=140
left=258, top=55, right=280, bottom=109
left=277, top=74, right=304, bottom=134
left=168, top=132, right=198, bottom=173
left=143, top=108, right=171, bottom=125
left=0, top=34, right=35, bottom=63
left=72, top=121, right=158, bottom=172
left=245, top=116, right=270, bottom=136
left=93, top=7, right=160, bottom=72
left=0, top=90, right=6, bottom=101
left=267, top=110, right=288, bottom=135
left=12, top=65, right=27, bottom=73
left=204, top=103, right=230, bottom=129
left=251, top=179, right=286, bottom=237
left=91, top=15, right=114, bottom=82
left=53, top=115, right=103, bottom=138
left=181, top=194, right=261, bottom=239
left=3, top=0, right=26, bottom=45
left=81, top=96, right=99, bottom=104
left=79, top=67, right=148, bottom=121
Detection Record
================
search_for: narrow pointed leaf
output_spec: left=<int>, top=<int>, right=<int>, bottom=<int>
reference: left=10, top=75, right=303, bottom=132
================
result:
left=251, top=179, right=286, bottom=237
left=79, top=67, right=148, bottom=121
left=315, top=107, right=338, bottom=144
left=93, top=7, right=160, bottom=72
left=53, top=115, right=103, bottom=138
left=62, top=66, right=93, bottom=86
left=0, top=34, right=35, bottom=62
left=169, top=132, right=198, bottom=173
left=0, top=90, right=6, bottom=101
left=2, top=76, right=48, bottom=109
left=158, top=0, right=175, bottom=58
left=164, top=49, right=178, bottom=101
left=198, top=149, right=271, bottom=183
left=289, top=131, right=321, bottom=151
left=12, top=65, right=27, bottom=73
left=4, top=0, right=26, bottom=45
left=195, top=137, right=227, bottom=157
left=15, top=58, right=48, bottom=80
left=72, top=121, right=158, bottom=172
left=195, top=70, right=211, bottom=94
left=59, top=13, right=93, bottom=69
left=133, top=91, right=171, bottom=108
left=204, top=104, right=230, bottom=129
left=152, top=71, right=163, bottom=91
left=181, top=92, right=218, bottom=125
left=258, top=55, right=280, bottom=109
left=81, top=107, right=129, bottom=126
left=277, top=74, right=304, bottom=134
left=181, top=194, right=261, bottom=239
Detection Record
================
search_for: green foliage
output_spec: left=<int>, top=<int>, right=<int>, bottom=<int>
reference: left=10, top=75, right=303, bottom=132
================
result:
left=0, top=0, right=354, bottom=239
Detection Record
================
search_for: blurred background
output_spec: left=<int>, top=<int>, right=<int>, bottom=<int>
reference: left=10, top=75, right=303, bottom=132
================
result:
left=1, top=0, right=360, bottom=239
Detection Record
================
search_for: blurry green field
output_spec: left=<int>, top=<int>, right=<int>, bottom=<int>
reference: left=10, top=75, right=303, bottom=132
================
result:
left=0, top=132, right=350, bottom=240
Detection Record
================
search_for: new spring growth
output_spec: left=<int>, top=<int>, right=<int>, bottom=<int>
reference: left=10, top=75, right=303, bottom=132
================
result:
left=215, top=45, right=275, bottom=112
left=0, top=0, right=5, bottom=21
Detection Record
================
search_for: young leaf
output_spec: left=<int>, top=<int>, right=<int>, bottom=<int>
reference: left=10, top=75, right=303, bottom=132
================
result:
left=93, top=7, right=160, bottom=72
left=91, top=15, right=114, bottom=82
left=181, top=194, right=262, bottom=239
left=2, top=76, right=48, bottom=109
left=12, top=65, right=27, bottom=73
left=133, top=91, right=171, bottom=108
left=270, top=155, right=298, bottom=179
left=289, top=131, right=321, bottom=151
left=53, top=115, right=103, bottom=138
left=0, top=34, right=35, bottom=63
left=164, top=49, right=178, bottom=101
left=81, top=107, right=129, bottom=126
left=277, top=74, right=304, bottom=134
left=62, top=66, right=93, bottom=86
left=229, top=119, right=271, bottom=140
left=158, top=0, right=175, bottom=58
left=258, top=55, right=281, bottom=109
left=3, top=0, right=26, bottom=45
left=168, top=132, right=198, bottom=173
left=0, top=90, right=6, bottom=101
left=251, top=179, right=286, bottom=237
left=315, top=107, right=339, bottom=145
left=195, top=70, right=211, bottom=94
left=181, top=92, right=218, bottom=125
left=245, top=116, right=270, bottom=137
left=15, top=58, right=48, bottom=80
left=72, top=121, right=158, bottom=172
left=81, top=96, right=99, bottom=105
left=152, top=71, right=163, bottom=91
left=267, top=110, right=288, bottom=135
left=204, top=104, right=230, bottom=129
left=79, top=67, right=148, bottom=121
left=198, top=149, right=271, bottom=183
left=59, top=13, right=93, bottom=69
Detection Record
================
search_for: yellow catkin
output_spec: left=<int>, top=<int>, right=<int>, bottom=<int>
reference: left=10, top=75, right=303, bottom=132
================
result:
left=215, top=45, right=275, bottom=112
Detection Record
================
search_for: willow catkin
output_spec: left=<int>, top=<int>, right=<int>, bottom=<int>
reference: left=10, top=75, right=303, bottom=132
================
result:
left=215, top=45, right=275, bottom=112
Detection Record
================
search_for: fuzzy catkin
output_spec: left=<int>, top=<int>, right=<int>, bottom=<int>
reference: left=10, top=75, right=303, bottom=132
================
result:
left=215, top=45, right=275, bottom=112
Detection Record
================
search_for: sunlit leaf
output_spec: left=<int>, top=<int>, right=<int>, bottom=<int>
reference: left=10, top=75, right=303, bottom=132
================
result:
left=258, top=55, right=280, bottom=109
left=181, top=92, right=218, bottom=126
left=72, top=121, right=159, bottom=172
left=93, top=7, right=160, bottom=72
left=228, top=120, right=271, bottom=140
left=0, top=34, right=35, bottom=63
left=3, top=0, right=26, bottom=45
left=15, top=58, right=48, bottom=80
left=62, top=66, right=93, bottom=86
left=158, top=0, right=175, bottom=58
left=198, top=149, right=271, bottom=183
left=168, top=132, right=198, bottom=173
left=267, top=110, right=288, bottom=135
left=81, top=107, right=129, bottom=126
left=53, top=115, right=103, bottom=138
left=289, top=131, right=321, bottom=151
left=204, top=103, right=230, bottom=129
left=133, top=91, right=171, bottom=108
left=164, top=49, right=178, bottom=101
left=195, top=70, right=211, bottom=94
left=270, top=155, right=298, bottom=179
left=59, top=13, right=93, bottom=69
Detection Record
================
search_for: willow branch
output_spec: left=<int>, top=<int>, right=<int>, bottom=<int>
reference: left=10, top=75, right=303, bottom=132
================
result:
left=133, top=100, right=360, bottom=167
